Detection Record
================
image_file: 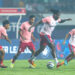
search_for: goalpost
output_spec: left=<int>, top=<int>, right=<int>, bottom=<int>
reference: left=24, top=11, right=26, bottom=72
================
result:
left=0, top=8, right=26, bottom=39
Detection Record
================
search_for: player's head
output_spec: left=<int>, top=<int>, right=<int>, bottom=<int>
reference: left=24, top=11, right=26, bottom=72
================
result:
left=51, top=9, right=60, bottom=20
left=3, top=20, right=10, bottom=29
left=29, top=15, right=35, bottom=25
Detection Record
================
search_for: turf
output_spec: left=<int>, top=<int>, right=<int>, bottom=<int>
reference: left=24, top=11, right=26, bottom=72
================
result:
left=0, top=60, right=75, bottom=75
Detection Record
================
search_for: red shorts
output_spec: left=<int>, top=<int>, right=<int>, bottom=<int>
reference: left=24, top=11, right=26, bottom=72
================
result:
left=40, top=34, right=53, bottom=46
left=68, top=44, right=75, bottom=53
left=0, top=45, right=2, bottom=50
left=19, top=42, right=35, bottom=52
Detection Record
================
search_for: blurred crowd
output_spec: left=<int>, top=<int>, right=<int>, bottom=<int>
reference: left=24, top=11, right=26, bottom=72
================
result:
left=0, top=0, right=75, bottom=13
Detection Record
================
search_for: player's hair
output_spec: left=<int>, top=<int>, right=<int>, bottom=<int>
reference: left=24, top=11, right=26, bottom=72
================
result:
left=3, top=20, right=9, bottom=26
left=50, top=9, right=60, bottom=15
left=29, top=15, right=35, bottom=19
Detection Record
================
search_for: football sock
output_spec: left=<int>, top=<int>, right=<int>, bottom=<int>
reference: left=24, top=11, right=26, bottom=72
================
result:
left=0, top=60, right=3, bottom=65
left=32, top=57, right=36, bottom=61
left=0, top=57, right=3, bottom=65
left=12, top=59, right=15, bottom=63
left=12, top=56, right=18, bottom=63
left=30, top=55, right=36, bottom=61
left=64, top=60, right=68, bottom=65
left=54, top=58, right=59, bottom=64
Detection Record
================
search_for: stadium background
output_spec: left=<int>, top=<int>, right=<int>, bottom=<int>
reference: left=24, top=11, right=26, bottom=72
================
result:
left=0, top=0, right=75, bottom=60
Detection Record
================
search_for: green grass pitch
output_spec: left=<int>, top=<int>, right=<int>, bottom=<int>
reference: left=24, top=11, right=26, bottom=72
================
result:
left=0, top=60, right=75, bottom=75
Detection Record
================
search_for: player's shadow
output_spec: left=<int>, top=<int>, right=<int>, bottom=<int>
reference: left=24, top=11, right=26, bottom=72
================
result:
left=22, top=67, right=40, bottom=69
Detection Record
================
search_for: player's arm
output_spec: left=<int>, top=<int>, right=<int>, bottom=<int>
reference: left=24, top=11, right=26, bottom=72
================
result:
left=19, top=29, right=26, bottom=40
left=29, top=20, right=42, bottom=32
left=32, top=20, right=42, bottom=27
left=5, top=36, right=11, bottom=44
left=31, top=33, right=36, bottom=41
left=1, top=30, right=11, bottom=44
left=63, top=33, right=70, bottom=45
left=59, top=18, right=72, bottom=23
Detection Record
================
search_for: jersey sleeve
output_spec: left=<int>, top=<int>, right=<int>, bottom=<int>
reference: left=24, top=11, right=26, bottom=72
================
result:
left=69, top=29, right=74, bottom=35
left=57, top=18, right=61, bottom=23
left=1, top=29, right=7, bottom=37
left=20, top=23, right=25, bottom=30
left=42, top=17, right=51, bottom=23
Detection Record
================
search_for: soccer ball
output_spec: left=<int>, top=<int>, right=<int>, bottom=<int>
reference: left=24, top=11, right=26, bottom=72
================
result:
left=47, top=61, right=54, bottom=69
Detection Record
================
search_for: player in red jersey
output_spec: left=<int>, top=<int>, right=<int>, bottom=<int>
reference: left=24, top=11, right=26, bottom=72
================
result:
left=10, top=15, right=36, bottom=68
left=57, top=29, right=75, bottom=68
left=0, top=20, right=11, bottom=68
left=28, top=9, right=72, bottom=67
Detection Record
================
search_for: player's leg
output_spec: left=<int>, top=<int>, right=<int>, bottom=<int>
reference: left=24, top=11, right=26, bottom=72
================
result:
left=57, top=53, right=74, bottom=68
left=0, top=48, right=5, bottom=65
left=34, top=35, right=47, bottom=57
left=0, top=46, right=7, bottom=68
left=62, top=44, right=75, bottom=65
left=57, top=44, right=75, bottom=68
left=28, top=44, right=46, bottom=67
left=45, top=35, right=59, bottom=65
left=35, top=46, right=46, bottom=56
left=28, top=42, right=36, bottom=68
left=65, top=53, right=74, bottom=64
left=28, top=35, right=47, bottom=65
left=12, top=42, right=27, bottom=63
left=29, top=44, right=46, bottom=62
left=31, top=50, right=35, bottom=57
left=10, top=50, right=21, bottom=68
left=11, top=50, right=21, bottom=63
left=29, top=41, right=46, bottom=57
left=48, top=42, right=59, bottom=64
left=10, top=42, right=26, bottom=68
left=64, top=44, right=75, bottom=63
left=29, top=42, right=35, bottom=57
